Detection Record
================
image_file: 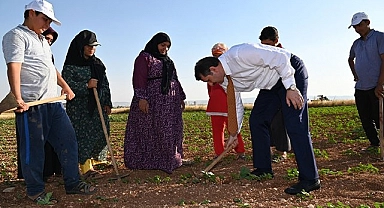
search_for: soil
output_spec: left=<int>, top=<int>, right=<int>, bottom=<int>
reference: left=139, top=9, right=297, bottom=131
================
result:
left=1, top=110, right=384, bottom=207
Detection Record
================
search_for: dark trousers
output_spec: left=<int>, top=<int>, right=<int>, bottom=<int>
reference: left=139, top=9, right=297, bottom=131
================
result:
left=16, top=103, right=80, bottom=196
left=249, top=56, right=318, bottom=181
left=17, top=138, right=62, bottom=179
left=354, top=88, right=380, bottom=146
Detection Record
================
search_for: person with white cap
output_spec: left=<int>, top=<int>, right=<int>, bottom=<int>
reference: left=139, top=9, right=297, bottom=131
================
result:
left=348, top=12, right=384, bottom=151
left=2, top=0, right=96, bottom=204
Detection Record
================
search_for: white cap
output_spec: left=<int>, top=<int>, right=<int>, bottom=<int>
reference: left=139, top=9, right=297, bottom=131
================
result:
left=25, top=0, right=61, bottom=26
left=348, top=12, right=368, bottom=29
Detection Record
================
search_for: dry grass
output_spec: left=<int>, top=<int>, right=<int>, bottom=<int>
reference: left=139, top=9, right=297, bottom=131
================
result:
left=0, top=100, right=356, bottom=120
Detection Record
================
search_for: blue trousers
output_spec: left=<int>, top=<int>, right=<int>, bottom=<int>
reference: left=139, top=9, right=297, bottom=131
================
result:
left=16, top=102, right=80, bottom=196
left=249, top=55, right=319, bottom=181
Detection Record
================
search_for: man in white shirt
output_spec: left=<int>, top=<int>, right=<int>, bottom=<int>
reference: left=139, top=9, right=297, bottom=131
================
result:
left=194, top=43, right=320, bottom=195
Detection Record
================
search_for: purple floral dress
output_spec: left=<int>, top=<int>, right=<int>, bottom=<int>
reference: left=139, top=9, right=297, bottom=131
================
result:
left=124, top=52, right=186, bottom=173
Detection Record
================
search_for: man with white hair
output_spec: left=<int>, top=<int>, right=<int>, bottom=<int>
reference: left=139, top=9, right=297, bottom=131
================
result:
left=348, top=12, right=384, bottom=151
left=2, top=0, right=96, bottom=204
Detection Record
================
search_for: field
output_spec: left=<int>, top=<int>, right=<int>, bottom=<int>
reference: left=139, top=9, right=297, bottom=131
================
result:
left=1, top=104, right=384, bottom=207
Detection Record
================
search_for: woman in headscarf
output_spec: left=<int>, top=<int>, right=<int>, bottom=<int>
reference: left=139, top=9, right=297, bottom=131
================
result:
left=62, top=30, right=112, bottom=179
left=124, top=32, right=186, bottom=173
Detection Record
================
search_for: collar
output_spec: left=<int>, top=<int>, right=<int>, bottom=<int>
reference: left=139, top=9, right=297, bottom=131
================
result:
left=17, top=24, right=44, bottom=40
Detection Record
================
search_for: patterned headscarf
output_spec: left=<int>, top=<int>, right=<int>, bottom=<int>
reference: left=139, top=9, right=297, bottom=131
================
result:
left=143, top=32, right=176, bottom=95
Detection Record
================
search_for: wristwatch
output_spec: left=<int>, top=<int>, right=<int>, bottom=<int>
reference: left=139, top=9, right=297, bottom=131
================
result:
left=287, top=84, right=296, bottom=91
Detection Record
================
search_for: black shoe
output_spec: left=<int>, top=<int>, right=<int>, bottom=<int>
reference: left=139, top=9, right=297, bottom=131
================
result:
left=361, top=145, right=380, bottom=153
left=284, top=179, right=321, bottom=195
left=250, top=168, right=274, bottom=178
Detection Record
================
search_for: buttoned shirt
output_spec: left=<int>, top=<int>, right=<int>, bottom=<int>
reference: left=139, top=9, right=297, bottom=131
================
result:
left=218, top=43, right=295, bottom=130
left=349, top=29, right=384, bottom=90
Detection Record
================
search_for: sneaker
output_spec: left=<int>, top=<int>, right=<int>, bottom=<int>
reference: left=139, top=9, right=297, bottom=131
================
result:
left=284, top=179, right=321, bottom=195
left=361, top=145, right=379, bottom=153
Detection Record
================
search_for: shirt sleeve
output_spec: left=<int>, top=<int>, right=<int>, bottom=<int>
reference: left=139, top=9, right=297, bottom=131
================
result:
left=378, top=32, right=384, bottom=55
left=2, top=31, right=25, bottom=64
left=132, top=53, right=149, bottom=100
left=235, top=91, right=244, bottom=133
left=349, top=41, right=356, bottom=59
left=221, top=76, right=244, bottom=133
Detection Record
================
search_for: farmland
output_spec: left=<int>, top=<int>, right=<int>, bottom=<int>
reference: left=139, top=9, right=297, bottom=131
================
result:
left=1, top=105, right=384, bottom=207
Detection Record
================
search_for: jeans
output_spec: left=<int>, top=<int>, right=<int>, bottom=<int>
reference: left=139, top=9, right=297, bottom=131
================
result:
left=16, top=102, right=80, bottom=196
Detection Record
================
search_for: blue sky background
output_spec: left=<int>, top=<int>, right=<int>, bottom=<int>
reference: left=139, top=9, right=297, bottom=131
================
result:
left=0, top=0, right=383, bottom=104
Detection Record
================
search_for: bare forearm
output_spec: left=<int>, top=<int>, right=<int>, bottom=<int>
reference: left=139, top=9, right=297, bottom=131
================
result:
left=348, top=58, right=357, bottom=79
left=7, top=63, right=22, bottom=100
left=376, top=55, right=384, bottom=86
left=56, top=70, right=70, bottom=89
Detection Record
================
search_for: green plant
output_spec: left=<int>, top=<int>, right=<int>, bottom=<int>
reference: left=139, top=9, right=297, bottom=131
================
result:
left=36, top=192, right=55, bottom=205
left=296, top=190, right=312, bottom=201
left=285, top=168, right=299, bottom=180
left=313, top=148, right=329, bottom=159
left=318, top=168, right=342, bottom=176
left=200, top=199, right=211, bottom=205
left=347, top=163, right=379, bottom=174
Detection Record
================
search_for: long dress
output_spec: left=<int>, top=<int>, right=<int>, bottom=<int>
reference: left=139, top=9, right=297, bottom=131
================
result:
left=62, top=65, right=112, bottom=164
left=124, top=52, right=186, bottom=174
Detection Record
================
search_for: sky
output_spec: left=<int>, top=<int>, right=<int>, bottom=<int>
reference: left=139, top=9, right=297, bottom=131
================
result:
left=0, top=0, right=383, bottom=104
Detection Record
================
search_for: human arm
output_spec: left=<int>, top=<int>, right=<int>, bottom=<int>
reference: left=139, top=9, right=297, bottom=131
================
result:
left=374, top=54, right=384, bottom=98
left=133, top=53, right=150, bottom=113
left=225, top=91, right=243, bottom=148
left=57, top=70, right=75, bottom=100
left=62, top=65, right=92, bottom=98
left=348, top=57, right=358, bottom=82
left=7, top=62, right=28, bottom=112
left=101, top=72, right=113, bottom=115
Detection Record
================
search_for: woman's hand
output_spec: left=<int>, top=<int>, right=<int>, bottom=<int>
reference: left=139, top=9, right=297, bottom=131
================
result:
left=104, top=106, right=112, bottom=115
left=181, top=101, right=185, bottom=111
left=139, top=99, right=149, bottom=113
left=87, top=78, right=98, bottom=89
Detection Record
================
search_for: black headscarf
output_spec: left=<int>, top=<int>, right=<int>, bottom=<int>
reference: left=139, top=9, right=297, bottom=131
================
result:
left=42, top=27, right=58, bottom=44
left=64, top=30, right=106, bottom=115
left=143, top=32, right=176, bottom=95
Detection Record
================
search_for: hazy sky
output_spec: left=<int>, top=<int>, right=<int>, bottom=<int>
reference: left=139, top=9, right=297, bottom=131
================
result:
left=1, top=0, right=383, bottom=103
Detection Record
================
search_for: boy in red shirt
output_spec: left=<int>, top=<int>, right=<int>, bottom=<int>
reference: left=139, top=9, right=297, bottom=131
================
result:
left=206, top=43, right=246, bottom=159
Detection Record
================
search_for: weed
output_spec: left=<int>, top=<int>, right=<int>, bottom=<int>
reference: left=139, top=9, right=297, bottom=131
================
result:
left=234, top=167, right=273, bottom=181
left=347, top=163, right=379, bottom=174
left=285, top=168, right=299, bottom=180
left=313, top=148, right=329, bottom=159
left=36, top=192, right=55, bottom=205
left=342, top=149, right=359, bottom=156
left=177, top=199, right=185, bottom=206
left=200, top=199, right=211, bottom=205
left=318, top=168, right=342, bottom=176
left=296, top=190, right=312, bottom=201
